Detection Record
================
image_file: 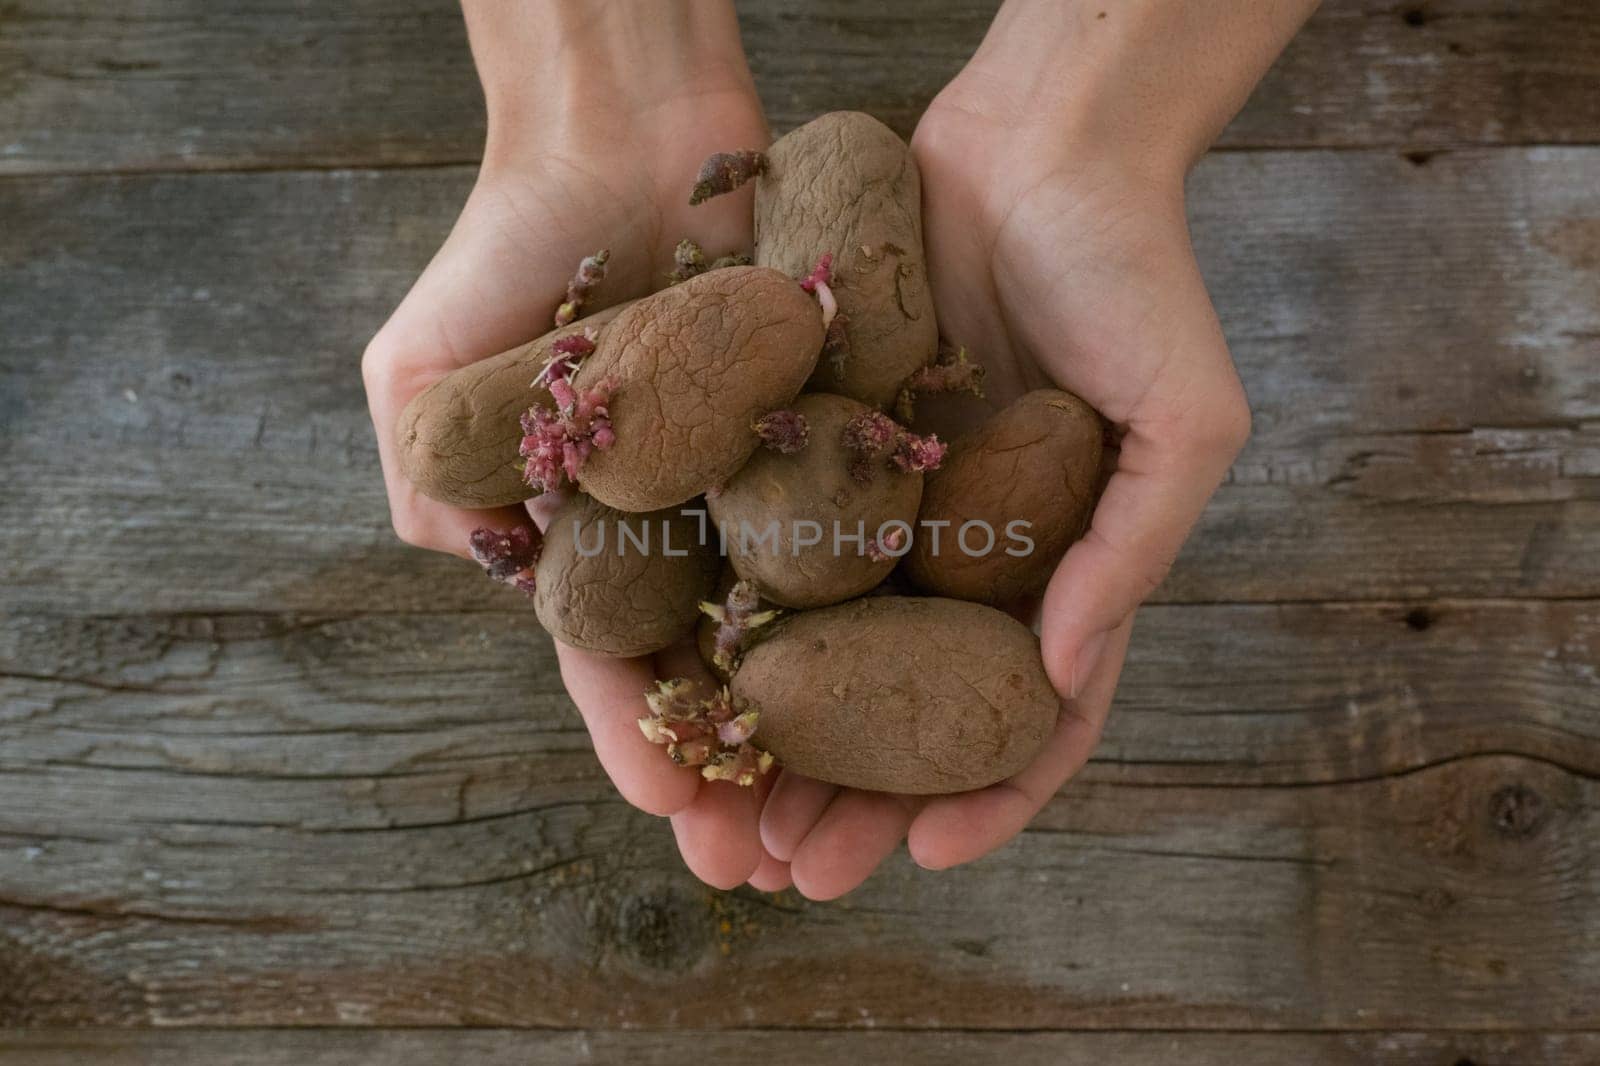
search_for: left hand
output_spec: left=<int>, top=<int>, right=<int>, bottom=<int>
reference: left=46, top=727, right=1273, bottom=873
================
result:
left=756, top=61, right=1252, bottom=899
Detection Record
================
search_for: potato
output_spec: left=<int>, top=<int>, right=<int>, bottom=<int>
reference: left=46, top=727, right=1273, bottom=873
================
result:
left=573, top=266, right=823, bottom=512
left=731, top=597, right=1058, bottom=794
left=905, top=390, right=1104, bottom=605
left=396, top=305, right=628, bottom=509
left=707, top=392, right=922, bottom=608
left=534, top=493, right=717, bottom=658
left=754, top=111, right=937, bottom=409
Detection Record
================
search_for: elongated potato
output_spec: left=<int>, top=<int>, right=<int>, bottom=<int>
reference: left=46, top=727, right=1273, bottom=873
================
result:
left=534, top=493, right=717, bottom=658
left=707, top=393, right=922, bottom=608
left=396, top=305, right=628, bottom=509
left=573, top=267, right=823, bottom=512
left=906, top=390, right=1104, bottom=605
left=732, top=597, right=1057, bottom=793
left=754, top=111, right=937, bottom=409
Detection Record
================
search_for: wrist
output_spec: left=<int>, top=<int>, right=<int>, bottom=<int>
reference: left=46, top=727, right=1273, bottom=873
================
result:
left=936, top=0, right=1318, bottom=190
left=463, top=0, right=757, bottom=163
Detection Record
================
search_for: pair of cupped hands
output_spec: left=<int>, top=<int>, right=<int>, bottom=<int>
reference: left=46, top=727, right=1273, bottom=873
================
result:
left=362, top=66, right=1250, bottom=898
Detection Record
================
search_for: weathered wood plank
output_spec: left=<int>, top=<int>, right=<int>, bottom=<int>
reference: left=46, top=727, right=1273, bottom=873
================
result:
left=2, top=1029, right=1597, bottom=1065
left=2, top=0, right=1598, bottom=175
left=0, top=752, right=1593, bottom=1027
left=1, top=150, right=1595, bottom=614
left=0, top=604, right=1596, bottom=1027
left=4, top=602, right=1597, bottom=792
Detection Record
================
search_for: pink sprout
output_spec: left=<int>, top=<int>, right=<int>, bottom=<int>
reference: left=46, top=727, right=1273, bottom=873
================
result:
left=553, top=250, right=609, bottom=328
left=894, top=343, right=986, bottom=423
left=800, top=252, right=838, bottom=328
left=468, top=525, right=541, bottom=596
left=700, top=579, right=782, bottom=674
left=867, top=526, right=908, bottom=563
left=532, top=332, right=598, bottom=392
left=841, top=410, right=899, bottom=454
left=639, top=679, right=775, bottom=785
left=689, top=150, right=768, bottom=206
left=892, top=432, right=947, bottom=474
left=752, top=409, right=810, bottom=454
left=701, top=743, right=775, bottom=786
left=549, top=333, right=596, bottom=360
left=842, top=410, right=946, bottom=483
left=519, top=376, right=617, bottom=493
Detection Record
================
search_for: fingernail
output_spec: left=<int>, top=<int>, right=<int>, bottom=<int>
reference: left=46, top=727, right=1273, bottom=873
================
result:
left=1069, top=631, right=1110, bottom=699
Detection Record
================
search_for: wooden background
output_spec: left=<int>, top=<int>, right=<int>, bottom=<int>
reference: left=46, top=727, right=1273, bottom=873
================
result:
left=2, top=1, right=1598, bottom=1062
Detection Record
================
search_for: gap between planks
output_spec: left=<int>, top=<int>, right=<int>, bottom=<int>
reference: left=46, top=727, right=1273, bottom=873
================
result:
left=1, top=142, right=1595, bottom=182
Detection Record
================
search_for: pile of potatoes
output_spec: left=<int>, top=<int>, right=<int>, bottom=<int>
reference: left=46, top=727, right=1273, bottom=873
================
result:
left=397, top=113, right=1105, bottom=795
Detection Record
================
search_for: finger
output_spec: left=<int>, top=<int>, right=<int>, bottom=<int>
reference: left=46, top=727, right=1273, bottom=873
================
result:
left=524, top=490, right=570, bottom=535
left=1038, top=370, right=1248, bottom=699
left=790, top=790, right=917, bottom=901
left=759, top=771, right=839, bottom=863
left=907, top=620, right=1132, bottom=870
left=556, top=643, right=699, bottom=817
left=381, top=465, right=529, bottom=559
left=651, top=636, right=718, bottom=692
left=671, top=778, right=766, bottom=890
left=747, top=850, right=793, bottom=893
left=656, top=637, right=773, bottom=889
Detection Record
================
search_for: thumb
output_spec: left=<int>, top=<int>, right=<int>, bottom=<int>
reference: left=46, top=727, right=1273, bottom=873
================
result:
left=1039, top=369, right=1250, bottom=699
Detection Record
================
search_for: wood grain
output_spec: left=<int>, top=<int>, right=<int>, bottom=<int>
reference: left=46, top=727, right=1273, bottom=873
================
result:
left=2, top=150, right=1595, bottom=615
left=6, top=602, right=1597, bottom=792
left=2, top=0, right=1598, bottom=176
left=4, top=0, right=1599, bottom=1044
left=1, top=602, right=1596, bottom=1026
left=2, top=1029, right=1598, bottom=1065
left=0, top=751, right=1592, bottom=1027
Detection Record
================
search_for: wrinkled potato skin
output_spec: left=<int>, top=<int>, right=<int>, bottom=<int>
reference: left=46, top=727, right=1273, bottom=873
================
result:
left=732, top=597, right=1057, bottom=794
left=396, top=305, right=628, bottom=509
left=906, top=390, right=1104, bottom=605
left=534, top=493, right=718, bottom=658
left=754, top=112, right=937, bottom=409
left=574, top=267, right=823, bottom=512
left=707, top=393, right=921, bottom=608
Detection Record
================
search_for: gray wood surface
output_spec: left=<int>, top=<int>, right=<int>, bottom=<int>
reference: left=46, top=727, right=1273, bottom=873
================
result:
left=1, top=602, right=1597, bottom=1027
left=2, top=0, right=1598, bottom=175
left=3, top=1030, right=1599, bottom=1065
left=2, top=0, right=1598, bottom=1059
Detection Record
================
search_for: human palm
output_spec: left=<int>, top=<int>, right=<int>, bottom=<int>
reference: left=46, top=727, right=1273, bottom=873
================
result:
left=364, top=86, right=787, bottom=888
left=751, top=98, right=1251, bottom=896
